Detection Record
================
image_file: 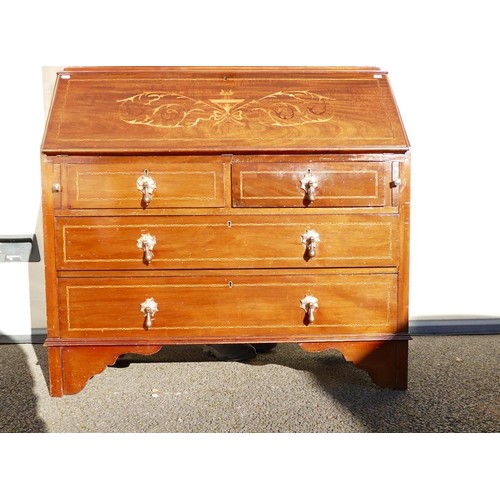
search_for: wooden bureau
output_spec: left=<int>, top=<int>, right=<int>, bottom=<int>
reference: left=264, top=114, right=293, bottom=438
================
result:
left=41, top=66, right=411, bottom=396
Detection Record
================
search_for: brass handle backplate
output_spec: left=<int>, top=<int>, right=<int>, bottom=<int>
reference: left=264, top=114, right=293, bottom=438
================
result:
left=137, top=233, right=156, bottom=264
left=301, top=229, right=320, bottom=260
left=140, top=297, right=158, bottom=330
left=136, top=169, right=157, bottom=207
left=300, top=172, right=319, bottom=205
left=300, top=295, right=319, bottom=325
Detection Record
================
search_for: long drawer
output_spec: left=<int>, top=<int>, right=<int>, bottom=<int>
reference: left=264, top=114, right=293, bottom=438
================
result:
left=58, top=273, right=398, bottom=340
left=55, top=214, right=399, bottom=270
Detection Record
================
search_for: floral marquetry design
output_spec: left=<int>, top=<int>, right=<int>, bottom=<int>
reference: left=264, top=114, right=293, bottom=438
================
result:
left=117, top=90, right=336, bottom=129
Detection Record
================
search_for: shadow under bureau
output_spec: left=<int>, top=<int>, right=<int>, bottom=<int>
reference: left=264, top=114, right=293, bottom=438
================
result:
left=41, top=66, right=411, bottom=396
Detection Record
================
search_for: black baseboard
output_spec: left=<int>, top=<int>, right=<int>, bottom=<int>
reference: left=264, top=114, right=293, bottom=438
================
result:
left=0, top=321, right=499, bottom=344
left=0, top=329, right=47, bottom=344
left=409, top=319, right=500, bottom=335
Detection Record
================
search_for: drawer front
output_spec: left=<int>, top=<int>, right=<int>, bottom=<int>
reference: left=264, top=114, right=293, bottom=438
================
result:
left=61, top=157, right=226, bottom=209
left=58, top=274, right=398, bottom=340
left=55, top=214, right=399, bottom=270
left=232, top=161, right=391, bottom=208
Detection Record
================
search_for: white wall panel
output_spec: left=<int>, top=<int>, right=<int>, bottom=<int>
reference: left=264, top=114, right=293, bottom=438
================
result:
left=1, top=2, right=498, bottom=340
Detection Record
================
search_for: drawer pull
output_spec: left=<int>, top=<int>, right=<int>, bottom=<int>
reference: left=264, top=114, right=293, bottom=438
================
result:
left=301, top=229, right=320, bottom=260
left=137, top=233, right=156, bottom=264
left=300, top=295, right=319, bottom=325
left=136, top=170, right=157, bottom=207
left=300, top=172, right=319, bottom=205
left=140, top=298, right=158, bottom=330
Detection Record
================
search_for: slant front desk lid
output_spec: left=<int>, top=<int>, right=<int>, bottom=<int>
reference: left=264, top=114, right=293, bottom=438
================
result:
left=42, top=66, right=410, bottom=155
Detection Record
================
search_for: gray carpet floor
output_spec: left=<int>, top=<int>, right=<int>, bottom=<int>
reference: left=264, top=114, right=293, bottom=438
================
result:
left=0, top=335, right=498, bottom=433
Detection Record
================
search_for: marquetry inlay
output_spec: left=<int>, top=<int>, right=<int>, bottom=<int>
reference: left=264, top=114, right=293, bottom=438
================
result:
left=117, top=90, right=336, bottom=129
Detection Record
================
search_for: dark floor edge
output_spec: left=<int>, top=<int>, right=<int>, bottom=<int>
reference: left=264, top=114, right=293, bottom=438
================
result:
left=409, top=319, right=500, bottom=335
left=0, top=329, right=47, bottom=344
left=0, top=321, right=499, bottom=344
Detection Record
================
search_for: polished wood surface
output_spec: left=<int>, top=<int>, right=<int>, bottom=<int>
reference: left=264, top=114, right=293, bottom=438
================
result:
left=61, top=156, right=227, bottom=209
left=232, top=160, right=391, bottom=208
left=41, top=66, right=411, bottom=396
left=55, top=214, right=399, bottom=270
left=57, top=273, right=398, bottom=340
left=41, top=67, right=409, bottom=155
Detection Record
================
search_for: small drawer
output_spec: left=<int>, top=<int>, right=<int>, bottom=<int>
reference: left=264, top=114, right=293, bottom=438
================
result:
left=55, top=214, right=399, bottom=270
left=58, top=273, right=398, bottom=341
left=60, top=156, right=226, bottom=209
left=232, top=160, right=391, bottom=208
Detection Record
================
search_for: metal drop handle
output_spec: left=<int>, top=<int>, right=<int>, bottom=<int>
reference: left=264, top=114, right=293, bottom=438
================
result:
left=140, top=298, right=158, bottom=330
left=300, top=295, right=319, bottom=325
left=301, top=229, right=320, bottom=260
left=137, top=233, right=156, bottom=264
left=136, top=169, right=157, bottom=207
left=300, top=172, right=319, bottom=205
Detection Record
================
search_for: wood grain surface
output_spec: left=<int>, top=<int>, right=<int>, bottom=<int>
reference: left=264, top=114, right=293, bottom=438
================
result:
left=42, top=67, right=409, bottom=154
left=41, top=66, right=410, bottom=395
